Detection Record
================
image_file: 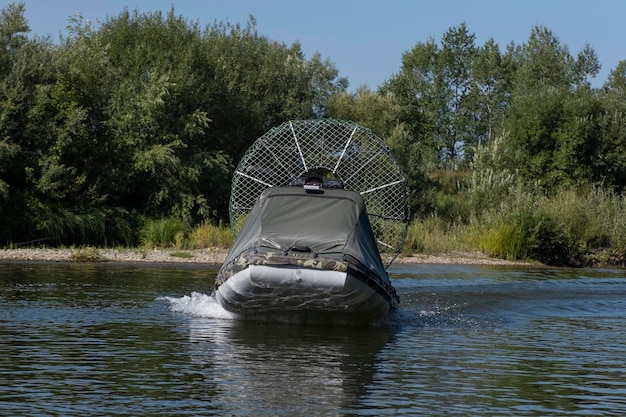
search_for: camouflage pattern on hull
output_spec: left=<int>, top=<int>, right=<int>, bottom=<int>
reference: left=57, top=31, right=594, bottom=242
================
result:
left=215, top=248, right=348, bottom=289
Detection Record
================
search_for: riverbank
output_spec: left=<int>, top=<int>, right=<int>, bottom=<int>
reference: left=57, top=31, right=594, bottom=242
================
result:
left=0, top=247, right=532, bottom=266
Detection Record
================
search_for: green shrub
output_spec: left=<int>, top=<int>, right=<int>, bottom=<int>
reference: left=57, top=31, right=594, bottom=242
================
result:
left=188, top=220, right=232, bottom=249
left=526, top=213, right=575, bottom=266
left=402, top=217, right=471, bottom=255
left=469, top=187, right=571, bottom=264
left=543, top=187, right=607, bottom=249
left=70, top=246, right=103, bottom=262
left=139, top=217, right=190, bottom=248
left=477, top=222, right=526, bottom=260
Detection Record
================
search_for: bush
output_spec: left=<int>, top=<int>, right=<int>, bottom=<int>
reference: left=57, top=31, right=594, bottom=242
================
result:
left=526, top=213, right=576, bottom=266
left=70, top=246, right=103, bottom=262
left=188, top=220, right=232, bottom=249
left=402, top=216, right=472, bottom=255
left=478, top=188, right=582, bottom=265
left=477, top=222, right=526, bottom=260
left=139, top=217, right=190, bottom=248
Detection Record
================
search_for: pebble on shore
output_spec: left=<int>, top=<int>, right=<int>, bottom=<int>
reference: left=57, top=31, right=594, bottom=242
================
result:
left=0, top=247, right=527, bottom=266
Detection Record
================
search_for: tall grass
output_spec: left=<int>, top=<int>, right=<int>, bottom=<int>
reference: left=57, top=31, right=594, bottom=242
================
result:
left=138, top=218, right=232, bottom=249
left=476, top=222, right=526, bottom=260
left=139, top=217, right=190, bottom=248
left=188, top=220, right=232, bottom=249
left=409, top=182, right=626, bottom=266
left=402, top=216, right=473, bottom=256
left=30, top=202, right=134, bottom=246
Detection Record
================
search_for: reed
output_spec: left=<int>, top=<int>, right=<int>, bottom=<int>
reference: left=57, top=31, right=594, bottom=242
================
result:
left=139, top=217, right=190, bottom=248
left=188, top=220, right=232, bottom=249
left=475, top=222, right=527, bottom=260
left=27, top=200, right=136, bottom=247
left=402, top=217, right=472, bottom=256
left=405, top=183, right=602, bottom=264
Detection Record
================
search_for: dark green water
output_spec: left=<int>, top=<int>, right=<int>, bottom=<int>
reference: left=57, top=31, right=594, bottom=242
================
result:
left=1, top=262, right=626, bottom=416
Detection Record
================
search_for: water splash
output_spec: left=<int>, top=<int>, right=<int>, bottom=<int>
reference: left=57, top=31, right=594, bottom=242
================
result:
left=160, top=292, right=405, bottom=326
left=159, top=292, right=239, bottom=320
left=159, top=291, right=494, bottom=329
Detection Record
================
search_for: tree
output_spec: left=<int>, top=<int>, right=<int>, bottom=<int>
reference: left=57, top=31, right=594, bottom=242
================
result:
left=604, top=60, right=626, bottom=97
left=510, top=25, right=599, bottom=94
left=0, top=3, right=61, bottom=242
left=384, top=36, right=440, bottom=173
left=326, top=86, right=402, bottom=138
left=502, top=26, right=603, bottom=191
left=596, top=61, right=626, bottom=192
left=551, top=88, right=603, bottom=187
left=470, top=39, right=512, bottom=145
left=0, top=4, right=350, bottom=244
left=327, top=86, right=437, bottom=216
left=438, top=22, right=477, bottom=166
left=386, top=23, right=496, bottom=170
left=0, top=2, right=30, bottom=200
left=203, top=19, right=347, bottom=161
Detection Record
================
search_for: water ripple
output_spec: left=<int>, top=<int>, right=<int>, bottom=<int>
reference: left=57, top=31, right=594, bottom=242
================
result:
left=3, top=263, right=626, bottom=415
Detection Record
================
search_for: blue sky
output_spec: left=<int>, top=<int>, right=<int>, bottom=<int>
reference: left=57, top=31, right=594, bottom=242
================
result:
left=14, top=0, right=625, bottom=90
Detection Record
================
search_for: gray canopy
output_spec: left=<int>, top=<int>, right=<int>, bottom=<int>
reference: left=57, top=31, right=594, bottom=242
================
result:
left=223, top=186, right=389, bottom=284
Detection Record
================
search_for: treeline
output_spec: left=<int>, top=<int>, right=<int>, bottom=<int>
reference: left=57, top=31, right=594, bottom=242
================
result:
left=2, top=4, right=626, bottom=265
left=0, top=4, right=346, bottom=246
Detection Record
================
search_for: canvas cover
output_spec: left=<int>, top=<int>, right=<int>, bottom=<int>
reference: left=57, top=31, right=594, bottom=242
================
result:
left=221, top=186, right=389, bottom=285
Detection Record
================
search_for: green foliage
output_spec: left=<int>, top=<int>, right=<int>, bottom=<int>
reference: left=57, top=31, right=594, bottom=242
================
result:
left=3, top=3, right=626, bottom=267
left=70, top=246, right=103, bottom=262
left=402, top=217, right=472, bottom=256
left=139, top=217, right=190, bottom=248
left=0, top=4, right=345, bottom=246
left=189, top=221, right=232, bottom=249
left=503, top=87, right=610, bottom=191
left=477, top=222, right=526, bottom=260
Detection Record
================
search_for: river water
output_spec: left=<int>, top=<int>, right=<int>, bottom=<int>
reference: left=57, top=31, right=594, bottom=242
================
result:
left=1, top=262, right=626, bottom=416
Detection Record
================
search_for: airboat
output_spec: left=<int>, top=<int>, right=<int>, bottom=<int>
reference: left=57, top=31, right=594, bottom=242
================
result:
left=214, top=119, right=410, bottom=321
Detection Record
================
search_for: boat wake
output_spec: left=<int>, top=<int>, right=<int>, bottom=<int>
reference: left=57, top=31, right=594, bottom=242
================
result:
left=160, top=292, right=240, bottom=320
left=160, top=291, right=498, bottom=329
left=160, top=291, right=407, bottom=326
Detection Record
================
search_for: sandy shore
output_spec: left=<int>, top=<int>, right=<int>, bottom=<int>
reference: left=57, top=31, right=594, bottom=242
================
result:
left=0, top=247, right=531, bottom=266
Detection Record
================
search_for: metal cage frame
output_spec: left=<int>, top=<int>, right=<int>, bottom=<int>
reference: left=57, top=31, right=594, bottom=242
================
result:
left=228, top=119, right=410, bottom=266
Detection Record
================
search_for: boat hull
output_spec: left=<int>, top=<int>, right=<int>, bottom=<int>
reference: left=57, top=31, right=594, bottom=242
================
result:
left=214, top=264, right=394, bottom=321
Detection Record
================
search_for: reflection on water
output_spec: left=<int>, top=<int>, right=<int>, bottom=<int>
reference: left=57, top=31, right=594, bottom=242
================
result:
left=163, top=291, right=396, bottom=415
left=183, top=317, right=394, bottom=416
left=2, top=262, right=626, bottom=415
